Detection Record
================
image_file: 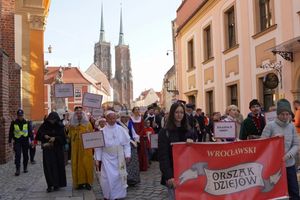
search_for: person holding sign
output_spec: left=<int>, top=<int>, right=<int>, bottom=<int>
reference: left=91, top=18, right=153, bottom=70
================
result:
left=94, top=110, right=131, bottom=200
left=240, top=99, right=266, bottom=140
left=220, top=105, right=239, bottom=141
left=262, top=99, right=300, bottom=199
left=69, top=106, right=94, bottom=190
left=158, top=102, right=197, bottom=200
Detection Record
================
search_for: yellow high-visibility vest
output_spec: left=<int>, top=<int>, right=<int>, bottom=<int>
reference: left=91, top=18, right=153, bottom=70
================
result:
left=14, top=123, right=28, bottom=138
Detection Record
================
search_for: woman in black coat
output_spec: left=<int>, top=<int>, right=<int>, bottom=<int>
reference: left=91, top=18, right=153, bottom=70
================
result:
left=36, top=112, right=67, bottom=192
left=158, top=102, right=196, bottom=200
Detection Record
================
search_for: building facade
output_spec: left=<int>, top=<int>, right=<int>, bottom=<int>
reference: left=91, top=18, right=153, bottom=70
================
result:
left=133, top=88, right=161, bottom=108
left=44, top=66, right=112, bottom=115
left=162, top=65, right=177, bottom=112
left=0, top=0, right=50, bottom=164
left=175, top=0, right=300, bottom=116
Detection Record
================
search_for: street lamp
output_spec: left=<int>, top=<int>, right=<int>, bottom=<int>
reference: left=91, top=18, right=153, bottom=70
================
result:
left=164, top=78, right=179, bottom=95
left=45, top=45, right=52, bottom=53
left=166, top=50, right=173, bottom=56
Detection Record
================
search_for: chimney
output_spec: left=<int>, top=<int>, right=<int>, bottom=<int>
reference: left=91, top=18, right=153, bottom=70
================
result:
left=68, top=63, right=72, bottom=67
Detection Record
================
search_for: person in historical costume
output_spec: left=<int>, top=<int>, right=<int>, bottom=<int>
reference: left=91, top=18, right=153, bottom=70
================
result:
left=240, top=99, right=266, bottom=140
left=36, top=112, right=67, bottom=192
left=94, top=110, right=131, bottom=200
left=131, top=106, right=148, bottom=171
left=118, top=111, right=140, bottom=186
left=69, top=106, right=94, bottom=190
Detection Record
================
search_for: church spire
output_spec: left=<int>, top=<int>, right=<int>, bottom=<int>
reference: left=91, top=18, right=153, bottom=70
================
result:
left=100, top=3, right=105, bottom=42
left=118, top=6, right=124, bottom=45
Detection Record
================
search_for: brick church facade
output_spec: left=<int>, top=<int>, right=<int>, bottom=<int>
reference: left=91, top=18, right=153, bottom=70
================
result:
left=0, top=0, right=20, bottom=163
left=94, top=6, right=133, bottom=108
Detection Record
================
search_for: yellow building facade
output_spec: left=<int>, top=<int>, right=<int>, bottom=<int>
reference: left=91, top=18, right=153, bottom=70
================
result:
left=15, top=0, right=51, bottom=121
left=175, top=0, right=300, bottom=115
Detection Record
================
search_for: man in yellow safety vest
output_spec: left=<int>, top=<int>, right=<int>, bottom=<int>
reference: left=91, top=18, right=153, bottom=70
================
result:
left=9, top=109, right=33, bottom=176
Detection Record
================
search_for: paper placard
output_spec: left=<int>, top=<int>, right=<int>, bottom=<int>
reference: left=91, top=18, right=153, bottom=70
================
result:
left=150, top=134, right=158, bottom=148
left=82, top=93, right=103, bottom=109
left=54, top=83, right=74, bottom=98
left=81, top=131, right=105, bottom=149
left=265, top=111, right=277, bottom=124
left=92, top=108, right=104, bottom=117
left=214, top=121, right=236, bottom=139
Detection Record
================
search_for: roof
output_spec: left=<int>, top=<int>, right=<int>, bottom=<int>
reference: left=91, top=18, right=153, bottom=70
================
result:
left=85, top=63, right=111, bottom=95
left=44, top=66, right=111, bottom=95
left=175, top=0, right=208, bottom=34
left=135, top=88, right=160, bottom=101
left=44, top=67, right=90, bottom=85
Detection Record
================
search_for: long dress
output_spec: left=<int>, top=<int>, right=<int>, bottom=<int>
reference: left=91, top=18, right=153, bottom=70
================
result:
left=36, top=112, right=67, bottom=189
left=94, top=124, right=131, bottom=199
left=69, top=118, right=94, bottom=188
left=131, top=116, right=148, bottom=171
left=119, top=120, right=140, bottom=186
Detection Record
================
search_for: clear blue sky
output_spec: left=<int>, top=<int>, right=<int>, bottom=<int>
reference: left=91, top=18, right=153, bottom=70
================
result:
left=44, top=0, right=181, bottom=98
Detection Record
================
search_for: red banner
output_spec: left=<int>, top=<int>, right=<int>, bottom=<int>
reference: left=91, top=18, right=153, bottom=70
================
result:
left=173, top=136, right=288, bottom=200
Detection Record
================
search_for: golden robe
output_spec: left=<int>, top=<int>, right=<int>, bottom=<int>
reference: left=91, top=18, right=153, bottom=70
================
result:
left=69, top=122, right=94, bottom=187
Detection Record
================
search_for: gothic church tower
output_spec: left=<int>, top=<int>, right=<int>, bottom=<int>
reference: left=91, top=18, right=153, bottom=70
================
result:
left=113, top=7, right=133, bottom=107
left=94, top=4, right=112, bottom=81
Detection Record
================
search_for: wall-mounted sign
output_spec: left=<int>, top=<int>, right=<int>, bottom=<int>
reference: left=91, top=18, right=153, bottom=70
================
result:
left=263, top=73, right=279, bottom=89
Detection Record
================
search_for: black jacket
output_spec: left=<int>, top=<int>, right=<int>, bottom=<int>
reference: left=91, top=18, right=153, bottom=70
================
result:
left=9, top=119, right=33, bottom=143
left=158, top=127, right=195, bottom=185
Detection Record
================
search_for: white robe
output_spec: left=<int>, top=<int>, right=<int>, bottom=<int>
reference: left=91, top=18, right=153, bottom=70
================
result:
left=94, top=124, right=131, bottom=199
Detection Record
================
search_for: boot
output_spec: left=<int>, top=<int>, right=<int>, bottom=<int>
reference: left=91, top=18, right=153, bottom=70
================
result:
left=15, top=168, right=20, bottom=176
left=23, top=166, right=28, bottom=173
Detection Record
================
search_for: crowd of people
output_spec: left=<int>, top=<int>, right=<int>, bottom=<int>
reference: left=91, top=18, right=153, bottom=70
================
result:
left=7, top=98, right=300, bottom=199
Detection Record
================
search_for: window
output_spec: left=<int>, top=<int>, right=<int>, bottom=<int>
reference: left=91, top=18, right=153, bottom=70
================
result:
left=203, top=25, right=212, bottom=60
left=228, top=84, right=238, bottom=106
left=187, top=39, right=194, bottom=69
left=255, top=0, right=273, bottom=32
left=188, top=95, right=196, bottom=105
left=225, top=6, right=236, bottom=49
left=74, top=88, right=81, bottom=98
left=206, top=90, right=214, bottom=116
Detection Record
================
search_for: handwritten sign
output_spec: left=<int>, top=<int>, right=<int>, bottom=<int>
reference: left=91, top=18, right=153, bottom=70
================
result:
left=214, top=121, right=236, bottom=139
left=54, top=83, right=74, bottom=98
left=82, top=131, right=105, bottom=149
left=82, top=93, right=103, bottom=109
left=265, top=111, right=277, bottom=124
left=150, top=134, right=158, bottom=148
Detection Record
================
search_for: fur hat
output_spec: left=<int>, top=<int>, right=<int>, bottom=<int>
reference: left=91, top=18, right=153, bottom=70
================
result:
left=277, top=99, right=292, bottom=115
left=249, top=99, right=261, bottom=108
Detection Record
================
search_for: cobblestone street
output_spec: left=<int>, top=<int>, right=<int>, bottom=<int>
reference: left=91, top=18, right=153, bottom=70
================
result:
left=0, top=147, right=168, bottom=200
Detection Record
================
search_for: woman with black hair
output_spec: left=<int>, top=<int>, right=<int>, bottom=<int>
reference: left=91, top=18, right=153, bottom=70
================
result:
left=158, top=102, right=197, bottom=200
left=36, top=112, right=67, bottom=192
